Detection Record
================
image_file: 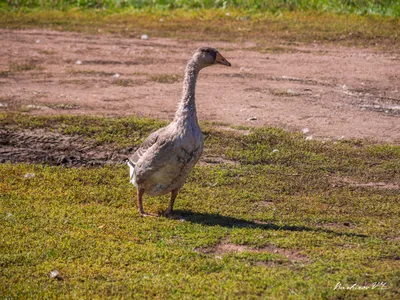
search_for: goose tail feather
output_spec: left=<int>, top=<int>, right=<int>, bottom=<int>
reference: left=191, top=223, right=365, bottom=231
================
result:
left=126, top=160, right=138, bottom=187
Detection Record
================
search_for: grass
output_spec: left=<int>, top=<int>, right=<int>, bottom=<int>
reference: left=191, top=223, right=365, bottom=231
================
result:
left=0, top=61, right=43, bottom=80
left=150, top=74, right=182, bottom=84
left=0, top=113, right=165, bottom=147
left=1, top=1, right=398, bottom=296
left=8, top=62, right=38, bottom=72
left=66, top=68, right=116, bottom=77
left=1, top=113, right=399, bottom=298
left=2, top=0, right=400, bottom=17
left=113, top=78, right=139, bottom=87
left=0, top=8, right=399, bottom=50
left=0, top=61, right=41, bottom=76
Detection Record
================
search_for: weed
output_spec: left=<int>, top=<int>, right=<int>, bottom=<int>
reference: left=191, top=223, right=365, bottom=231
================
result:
left=113, top=78, right=141, bottom=87
left=0, top=70, right=10, bottom=78
left=150, top=74, right=182, bottom=84
left=66, top=68, right=115, bottom=77
left=38, top=49, right=57, bottom=55
left=132, top=72, right=149, bottom=76
left=59, top=79, right=88, bottom=85
left=9, top=62, right=39, bottom=72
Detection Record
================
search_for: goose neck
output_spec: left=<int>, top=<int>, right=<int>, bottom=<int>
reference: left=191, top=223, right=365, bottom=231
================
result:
left=174, top=60, right=199, bottom=123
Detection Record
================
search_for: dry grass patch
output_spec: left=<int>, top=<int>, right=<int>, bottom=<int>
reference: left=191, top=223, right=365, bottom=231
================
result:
left=149, top=74, right=182, bottom=84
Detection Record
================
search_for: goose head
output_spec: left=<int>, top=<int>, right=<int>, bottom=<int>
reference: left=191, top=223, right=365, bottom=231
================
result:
left=193, top=47, right=231, bottom=69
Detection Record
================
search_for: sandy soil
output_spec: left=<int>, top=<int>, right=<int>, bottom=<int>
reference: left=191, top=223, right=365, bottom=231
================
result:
left=1, top=29, right=399, bottom=144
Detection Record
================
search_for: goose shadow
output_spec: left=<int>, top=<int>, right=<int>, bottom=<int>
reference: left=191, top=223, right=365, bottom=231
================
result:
left=174, top=210, right=368, bottom=238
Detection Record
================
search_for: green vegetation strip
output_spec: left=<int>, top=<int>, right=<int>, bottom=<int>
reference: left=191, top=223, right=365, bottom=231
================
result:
left=1, top=113, right=399, bottom=298
left=3, top=0, right=400, bottom=17
left=1, top=8, right=399, bottom=49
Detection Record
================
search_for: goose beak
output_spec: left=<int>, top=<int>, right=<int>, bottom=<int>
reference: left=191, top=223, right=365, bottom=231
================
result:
left=215, top=52, right=231, bottom=66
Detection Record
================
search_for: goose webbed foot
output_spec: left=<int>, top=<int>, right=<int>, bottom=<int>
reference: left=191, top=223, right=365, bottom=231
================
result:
left=162, top=208, right=174, bottom=217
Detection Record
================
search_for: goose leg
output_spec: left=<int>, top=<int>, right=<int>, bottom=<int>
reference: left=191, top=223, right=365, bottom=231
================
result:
left=164, top=189, right=179, bottom=216
left=137, top=188, right=155, bottom=217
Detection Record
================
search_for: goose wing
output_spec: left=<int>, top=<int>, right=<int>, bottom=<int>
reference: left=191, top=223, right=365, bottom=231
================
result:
left=129, top=126, right=179, bottom=187
left=128, top=127, right=167, bottom=165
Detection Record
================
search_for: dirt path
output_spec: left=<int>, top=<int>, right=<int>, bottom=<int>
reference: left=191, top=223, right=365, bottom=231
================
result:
left=1, top=29, right=399, bottom=144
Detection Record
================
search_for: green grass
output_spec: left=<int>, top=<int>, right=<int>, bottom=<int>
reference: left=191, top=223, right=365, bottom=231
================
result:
left=1, top=113, right=399, bottom=298
left=2, top=0, right=400, bottom=17
left=1, top=7, right=399, bottom=50
left=0, top=113, right=166, bottom=147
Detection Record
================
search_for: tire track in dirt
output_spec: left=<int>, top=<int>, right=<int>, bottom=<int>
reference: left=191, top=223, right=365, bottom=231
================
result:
left=0, top=129, right=128, bottom=166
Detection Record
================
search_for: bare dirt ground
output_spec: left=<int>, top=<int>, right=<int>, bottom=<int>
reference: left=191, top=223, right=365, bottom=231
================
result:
left=0, top=128, right=128, bottom=166
left=1, top=29, right=399, bottom=144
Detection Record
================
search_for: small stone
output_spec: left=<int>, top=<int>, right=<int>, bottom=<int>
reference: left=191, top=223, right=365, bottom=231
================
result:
left=112, top=73, right=120, bottom=78
left=49, top=270, right=63, bottom=280
left=50, top=270, right=59, bottom=278
left=75, top=60, right=82, bottom=65
left=247, top=116, right=257, bottom=121
left=239, top=67, right=253, bottom=72
left=35, top=39, right=40, bottom=44
left=305, top=135, right=313, bottom=141
left=272, top=149, right=279, bottom=153
left=141, top=34, right=149, bottom=40
left=302, top=128, right=310, bottom=134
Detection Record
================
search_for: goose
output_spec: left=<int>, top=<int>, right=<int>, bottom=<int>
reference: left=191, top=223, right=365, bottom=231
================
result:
left=127, top=47, right=231, bottom=216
